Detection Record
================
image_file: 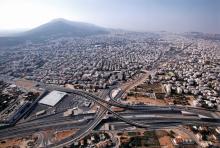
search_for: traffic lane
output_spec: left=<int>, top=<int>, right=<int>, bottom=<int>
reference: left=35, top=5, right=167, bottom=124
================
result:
left=0, top=120, right=88, bottom=139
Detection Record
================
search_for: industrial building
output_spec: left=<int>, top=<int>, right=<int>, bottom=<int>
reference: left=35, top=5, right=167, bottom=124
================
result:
left=39, top=91, right=67, bottom=106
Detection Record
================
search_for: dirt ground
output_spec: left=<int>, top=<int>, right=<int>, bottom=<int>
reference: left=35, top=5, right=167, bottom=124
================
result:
left=54, top=129, right=78, bottom=141
left=15, top=79, right=37, bottom=91
left=125, top=96, right=167, bottom=105
left=121, top=72, right=150, bottom=92
left=155, top=130, right=174, bottom=148
left=0, top=137, right=34, bottom=148
left=65, top=84, right=75, bottom=89
left=171, top=128, right=190, bottom=139
left=186, top=95, right=196, bottom=106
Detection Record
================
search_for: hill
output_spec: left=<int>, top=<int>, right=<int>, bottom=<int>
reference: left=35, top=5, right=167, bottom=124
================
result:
left=0, top=18, right=109, bottom=47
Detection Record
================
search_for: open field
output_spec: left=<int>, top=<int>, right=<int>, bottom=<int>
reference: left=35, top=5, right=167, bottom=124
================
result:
left=118, top=130, right=160, bottom=148
left=15, top=79, right=37, bottom=90
left=0, top=136, right=36, bottom=148
left=156, top=130, right=174, bottom=148
left=54, top=129, right=78, bottom=142
left=124, top=96, right=167, bottom=105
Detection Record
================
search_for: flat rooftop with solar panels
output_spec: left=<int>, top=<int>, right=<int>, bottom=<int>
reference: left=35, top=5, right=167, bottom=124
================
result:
left=39, top=90, right=67, bottom=106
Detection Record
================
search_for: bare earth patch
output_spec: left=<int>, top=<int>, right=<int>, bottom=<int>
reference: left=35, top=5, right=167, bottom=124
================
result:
left=15, top=79, right=37, bottom=91
left=186, top=95, right=196, bottom=106
left=171, top=128, right=190, bottom=139
left=54, top=129, right=78, bottom=142
left=156, top=130, right=174, bottom=148
left=0, top=136, right=35, bottom=148
left=125, top=96, right=167, bottom=105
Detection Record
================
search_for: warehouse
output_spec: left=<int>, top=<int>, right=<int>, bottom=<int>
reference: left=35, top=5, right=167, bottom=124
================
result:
left=39, top=91, right=67, bottom=106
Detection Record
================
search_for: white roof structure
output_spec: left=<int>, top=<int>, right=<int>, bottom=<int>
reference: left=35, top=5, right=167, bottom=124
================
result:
left=39, top=91, right=67, bottom=106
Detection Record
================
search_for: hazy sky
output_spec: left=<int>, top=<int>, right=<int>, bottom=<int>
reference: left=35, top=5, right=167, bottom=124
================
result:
left=0, top=0, right=219, bottom=33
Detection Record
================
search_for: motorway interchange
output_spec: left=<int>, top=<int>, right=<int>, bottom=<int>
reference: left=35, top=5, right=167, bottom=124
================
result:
left=0, top=84, right=219, bottom=147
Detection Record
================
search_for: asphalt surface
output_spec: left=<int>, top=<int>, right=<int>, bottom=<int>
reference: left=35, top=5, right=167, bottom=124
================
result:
left=0, top=85, right=219, bottom=147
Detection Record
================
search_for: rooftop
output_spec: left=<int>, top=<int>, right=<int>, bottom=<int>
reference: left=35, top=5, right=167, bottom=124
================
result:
left=39, top=90, right=67, bottom=106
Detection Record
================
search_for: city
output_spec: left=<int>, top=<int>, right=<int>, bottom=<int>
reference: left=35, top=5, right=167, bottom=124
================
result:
left=0, top=0, right=220, bottom=148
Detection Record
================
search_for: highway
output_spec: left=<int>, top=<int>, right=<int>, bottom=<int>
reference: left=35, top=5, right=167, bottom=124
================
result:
left=47, top=85, right=219, bottom=118
left=0, top=118, right=87, bottom=139
left=0, top=84, right=219, bottom=147
left=0, top=39, right=218, bottom=148
left=45, top=85, right=219, bottom=147
left=44, top=85, right=220, bottom=147
left=1, top=107, right=218, bottom=139
left=48, top=89, right=111, bottom=148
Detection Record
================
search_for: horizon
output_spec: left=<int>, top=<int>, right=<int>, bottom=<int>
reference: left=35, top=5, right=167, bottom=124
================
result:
left=0, top=0, right=219, bottom=34
left=0, top=17, right=219, bottom=36
left=0, top=1, right=220, bottom=147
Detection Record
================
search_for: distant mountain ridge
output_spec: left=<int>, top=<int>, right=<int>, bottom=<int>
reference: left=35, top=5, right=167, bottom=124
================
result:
left=0, top=18, right=109, bottom=47
left=21, top=18, right=108, bottom=38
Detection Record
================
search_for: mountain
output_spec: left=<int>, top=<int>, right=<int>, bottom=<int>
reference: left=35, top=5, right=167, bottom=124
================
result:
left=0, top=18, right=109, bottom=47
left=21, top=18, right=109, bottom=38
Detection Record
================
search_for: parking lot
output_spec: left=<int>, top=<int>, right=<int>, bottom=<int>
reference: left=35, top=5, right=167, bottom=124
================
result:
left=26, top=92, right=94, bottom=120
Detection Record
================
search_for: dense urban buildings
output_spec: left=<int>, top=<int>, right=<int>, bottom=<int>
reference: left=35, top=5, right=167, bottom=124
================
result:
left=0, top=29, right=220, bottom=147
left=0, top=8, right=218, bottom=146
